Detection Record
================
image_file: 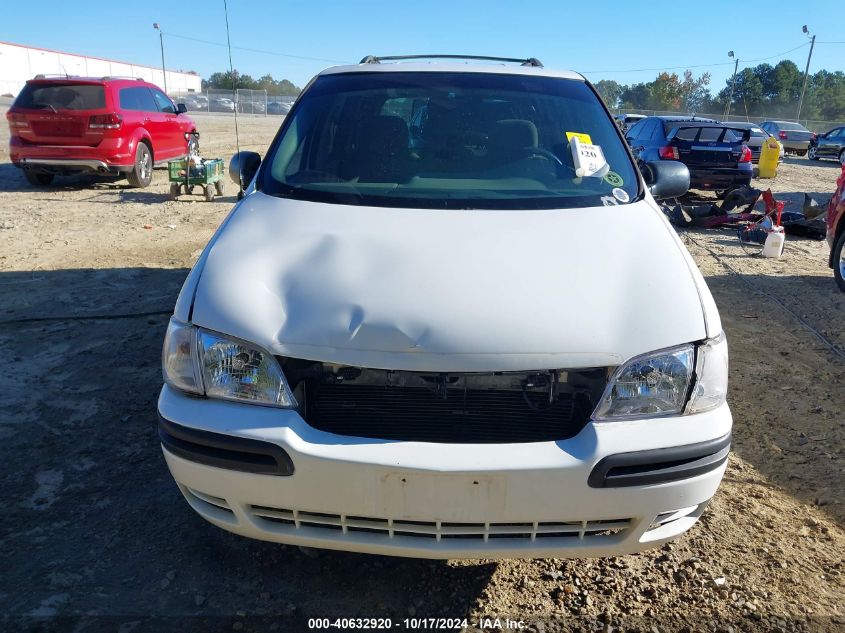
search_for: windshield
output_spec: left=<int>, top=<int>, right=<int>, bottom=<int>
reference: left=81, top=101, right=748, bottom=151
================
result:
left=261, top=72, right=639, bottom=210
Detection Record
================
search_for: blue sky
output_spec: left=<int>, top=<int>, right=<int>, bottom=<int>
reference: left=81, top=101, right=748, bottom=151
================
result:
left=3, top=0, right=843, bottom=93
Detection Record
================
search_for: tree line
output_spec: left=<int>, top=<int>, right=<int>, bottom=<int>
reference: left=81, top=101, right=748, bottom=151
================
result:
left=203, top=70, right=301, bottom=96
left=594, top=60, right=845, bottom=122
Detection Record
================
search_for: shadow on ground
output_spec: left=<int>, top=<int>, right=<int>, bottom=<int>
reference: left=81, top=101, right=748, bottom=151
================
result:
left=1, top=267, right=496, bottom=628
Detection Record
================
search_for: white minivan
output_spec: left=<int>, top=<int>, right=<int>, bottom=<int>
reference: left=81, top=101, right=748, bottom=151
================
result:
left=159, top=55, right=731, bottom=559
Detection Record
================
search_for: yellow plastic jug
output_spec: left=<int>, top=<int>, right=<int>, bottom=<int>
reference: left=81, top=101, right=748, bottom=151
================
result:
left=758, top=137, right=780, bottom=179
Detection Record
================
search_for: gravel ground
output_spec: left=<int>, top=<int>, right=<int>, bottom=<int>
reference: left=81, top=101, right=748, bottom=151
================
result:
left=1, top=113, right=843, bottom=633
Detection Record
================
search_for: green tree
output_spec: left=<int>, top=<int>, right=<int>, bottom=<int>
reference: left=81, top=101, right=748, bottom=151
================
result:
left=680, top=70, right=711, bottom=112
left=203, top=70, right=301, bottom=96
left=594, top=79, right=623, bottom=108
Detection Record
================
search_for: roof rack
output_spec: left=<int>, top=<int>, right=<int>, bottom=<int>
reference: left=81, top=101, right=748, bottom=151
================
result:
left=33, top=73, right=76, bottom=79
left=359, top=54, right=543, bottom=68
left=100, top=76, right=145, bottom=81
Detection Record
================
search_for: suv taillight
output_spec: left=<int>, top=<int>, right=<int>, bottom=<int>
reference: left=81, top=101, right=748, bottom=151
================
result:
left=89, top=113, right=123, bottom=129
left=659, top=145, right=679, bottom=160
left=778, top=131, right=788, bottom=140
left=6, top=112, right=29, bottom=130
left=739, top=145, right=752, bottom=163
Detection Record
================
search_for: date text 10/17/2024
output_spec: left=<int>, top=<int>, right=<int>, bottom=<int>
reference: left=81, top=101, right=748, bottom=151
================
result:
left=307, top=617, right=527, bottom=630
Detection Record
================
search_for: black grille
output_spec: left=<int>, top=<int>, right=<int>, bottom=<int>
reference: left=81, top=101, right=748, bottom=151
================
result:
left=303, top=383, right=588, bottom=443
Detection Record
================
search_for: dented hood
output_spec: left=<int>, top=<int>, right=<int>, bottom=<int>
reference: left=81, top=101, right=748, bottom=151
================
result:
left=191, top=193, right=708, bottom=371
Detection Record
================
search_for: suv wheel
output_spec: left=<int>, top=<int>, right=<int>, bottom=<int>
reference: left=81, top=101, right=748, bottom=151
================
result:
left=127, top=142, right=153, bottom=188
left=24, top=170, right=55, bottom=187
left=840, top=149, right=845, bottom=166
left=834, top=230, right=845, bottom=292
left=808, top=146, right=819, bottom=160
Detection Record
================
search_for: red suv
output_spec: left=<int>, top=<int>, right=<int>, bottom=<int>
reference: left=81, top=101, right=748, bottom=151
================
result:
left=7, top=76, right=197, bottom=188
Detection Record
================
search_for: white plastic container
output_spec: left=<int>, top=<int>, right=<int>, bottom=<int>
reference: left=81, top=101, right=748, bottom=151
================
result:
left=762, top=226, right=785, bottom=258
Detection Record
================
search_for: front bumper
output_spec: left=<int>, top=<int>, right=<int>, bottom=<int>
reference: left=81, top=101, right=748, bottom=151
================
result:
left=158, top=385, right=732, bottom=559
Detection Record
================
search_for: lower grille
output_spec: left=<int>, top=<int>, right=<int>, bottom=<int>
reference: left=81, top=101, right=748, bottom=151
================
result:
left=248, top=505, right=632, bottom=542
left=304, top=383, right=587, bottom=443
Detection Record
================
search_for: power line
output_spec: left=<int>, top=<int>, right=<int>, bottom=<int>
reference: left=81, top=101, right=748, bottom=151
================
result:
left=743, top=42, right=810, bottom=63
left=163, top=32, right=351, bottom=65
left=581, top=62, right=734, bottom=74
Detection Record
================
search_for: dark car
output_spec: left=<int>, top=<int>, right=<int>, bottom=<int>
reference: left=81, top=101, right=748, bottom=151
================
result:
left=760, top=120, right=813, bottom=155
left=209, top=98, right=235, bottom=112
left=722, top=121, right=784, bottom=164
left=625, top=116, right=752, bottom=195
left=808, top=126, right=845, bottom=165
left=267, top=101, right=292, bottom=115
left=614, top=113, right=646, bottom=134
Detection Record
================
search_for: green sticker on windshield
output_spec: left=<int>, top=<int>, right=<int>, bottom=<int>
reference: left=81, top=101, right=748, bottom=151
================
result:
left=604, top=171, right=623, bottom=187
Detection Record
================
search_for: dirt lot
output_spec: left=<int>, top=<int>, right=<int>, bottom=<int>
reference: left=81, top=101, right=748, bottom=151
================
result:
left=1, top=114, right=843, bottom=633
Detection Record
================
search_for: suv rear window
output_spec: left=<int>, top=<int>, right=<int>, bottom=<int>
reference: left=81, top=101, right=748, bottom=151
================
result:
left=15, top=83, right=105, bottom=111
left=262, top=72, right=638, bottom=210
left=668, top=125, right=742, bottom=143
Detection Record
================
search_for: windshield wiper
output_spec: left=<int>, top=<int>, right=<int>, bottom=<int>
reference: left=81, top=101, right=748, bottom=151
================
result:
left=270, top=184, right=367, bottom=206
left=31, top=103, right=58, bottom=113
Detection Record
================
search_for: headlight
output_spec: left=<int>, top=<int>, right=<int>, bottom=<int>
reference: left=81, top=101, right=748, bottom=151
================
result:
left=162, top=319, right=296, bottom=408
left=198, top=329, right=296, bottom=407
left=593, top=335, right=728, bottom=420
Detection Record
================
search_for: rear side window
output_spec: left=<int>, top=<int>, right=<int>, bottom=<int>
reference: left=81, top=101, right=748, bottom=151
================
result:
left=119, top=87, right=158, bottom=112
left=15, top=83, right=105, bottom=110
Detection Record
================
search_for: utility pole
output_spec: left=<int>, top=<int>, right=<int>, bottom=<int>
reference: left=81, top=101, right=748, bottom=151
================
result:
left=153, top=23, right=167, bottom=93
left=725, top=51, right=739, bottom=118
left=796, top=25, right=816, bottom=123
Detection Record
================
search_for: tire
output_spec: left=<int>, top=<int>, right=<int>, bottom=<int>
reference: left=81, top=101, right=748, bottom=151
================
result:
left=214, top=180, right=225, bottom=196
left=833, top=229, right=845, bottom=292
left=840, top=149, right=845, bottom=166
left=126, top=142, right=153, bottom=188
left=796, top=150, right=807, bottom=157
left=204, top=184, right=215, bottom=202
left=808, top=146, right=819, bottom=161
left=169, top=182, right=181, bottom=201
left=24, top=170, right=54, bottom=186
left=715, top=190, right=728, bottom=200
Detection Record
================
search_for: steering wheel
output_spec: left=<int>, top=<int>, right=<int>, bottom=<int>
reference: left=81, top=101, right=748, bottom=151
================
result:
left=523, top=147, right=564, bottom=165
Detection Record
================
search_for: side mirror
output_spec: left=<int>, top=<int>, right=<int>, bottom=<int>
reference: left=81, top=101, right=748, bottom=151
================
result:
left=229, top=151, right=262, bottom=189
left=176, top=103, right=188, bottom=114
left=643, top=160, right=690, bottom=200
